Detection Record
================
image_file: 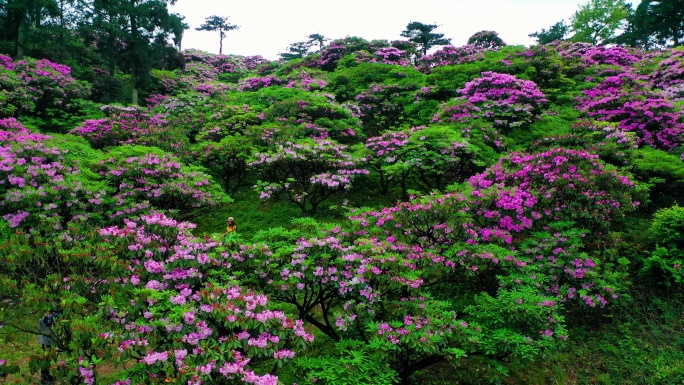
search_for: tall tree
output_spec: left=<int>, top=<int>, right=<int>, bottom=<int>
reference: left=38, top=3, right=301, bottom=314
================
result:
left=627, top=0, right=684, bottom=47
left=467, top=30, right=506, bottom=49
left=570, top=0, right=631, bottom=45
left=3, top=0, right=59, bottom=56
left=195, top=15, right=238, bottom=55
left=169, top=13, right=187, bottom=49
left=529, top=20, right=570, bottom=44
left=400, top=21, right=451, bottom=57
left=307, top=33, right=329, bottom=51
left=279, top=40, right=312, bottom=61
left=87, top=0, right=186, bottom=104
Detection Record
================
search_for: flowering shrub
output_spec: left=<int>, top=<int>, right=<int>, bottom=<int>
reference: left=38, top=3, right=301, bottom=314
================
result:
left=433, top=72, right=547, bottom=132
left=468, top=148, right=643, bottom=234
left=0, top=118, right=108, bottom=230
left=467, top=30, right=506, bottom=50
left=355, top=83, right=420, bottom=135
left=318, top=37, right=389, bottom=71
left=529, top=120, right=637, bottom=165
left=284, top=73, right=328, bottom=92
left=238, top=76, right=285, bottom=91
left=191, top=135, right=252, bottom=193
left=416, top=45, right=485, bottom=73
left=319, top=41, right=349, bottom=71
left=364, top=129, right=411, bottom=194
left=372, top=47, right=410, bottom=65
left=259, top=92, right=362, bottom=143
left=194, top=105, right=260, bottom=144
left=4, top=213, right=313, bottom=385
left=364, top=126, right=480, bottom=196
left=70, top=105, right=167, bottom=149
left=182, top=50, right=247, bottom=82
left=242, top=55, right=270, bottom=71
left=230, top=216, right=566, bottom=383
left=577, top=72, right=684, bottom=151
left=500, top=45, right=568, bottom=96
left=250, top=138, right=369, bottom=214
left=91, top=147, right=229, bottom=217
left=0, top=56, right=90, bottom=125
left=649, top=48, right=684, bottom=90
left=579, top=46, right=641, bottom=67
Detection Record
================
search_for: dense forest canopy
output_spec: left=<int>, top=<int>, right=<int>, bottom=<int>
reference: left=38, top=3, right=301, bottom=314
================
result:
left=1, top=0, right=684, bottom=384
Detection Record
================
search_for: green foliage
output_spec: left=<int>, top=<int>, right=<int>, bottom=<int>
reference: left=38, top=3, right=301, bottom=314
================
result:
left=529, top=20, right=571, bottom=44
left=44, top=133, right=104, bottom=167
left=327, top=63, right=425, bottom=102
left=626, top=0, right=684, bottom=48
left=630, top=147, right=684, bottom=182
left=643, top=205, right=684, bottom=286
left=400, top=21, right=451, bottom=56
left=650, top=205, right=684, bottom=249
left=570, top=0, right=631, bottom=45
left=294, top=340, right=399, bottom=385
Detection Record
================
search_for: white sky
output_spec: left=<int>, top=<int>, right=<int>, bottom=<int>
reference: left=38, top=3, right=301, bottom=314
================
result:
left=170, top=0, right=640, bottom=60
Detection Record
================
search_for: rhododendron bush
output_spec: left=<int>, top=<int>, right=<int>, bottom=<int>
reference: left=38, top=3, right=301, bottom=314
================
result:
left=228, top=215, right=566, bottom=383
left=355, top=82, right=420, bottom=135
left=468, top=148, right=644, bottom=234
left=0, top=118, right=108, bottom=231
left=363, top=126, right=482, bottom=197
left=182, top=50, right=248, bottom=83
left=0, top=55, right=90, bottom=119
left=191, top=135, right=253, bottom=193
left=91, top=146, right=230, bottom=216
left=577, top=72, right=684, bottom=152
left=433, top=72, right=547, bottom=132
left=2, top=213, right=312, bottom=384
left=250, top=138, right=369, bottom=214
left=70, top=105, right=170, bottom=149
left=416, top=45, right=485, bottom=73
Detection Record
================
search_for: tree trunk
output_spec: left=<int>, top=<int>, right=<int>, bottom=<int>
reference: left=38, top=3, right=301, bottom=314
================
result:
left=16, top=13, right=26, bottom=58
left=219, top=28, right=223, bottom=55
left=131, top=78, right=139, bottom=105
left=129, top=0, right=139, bottom=105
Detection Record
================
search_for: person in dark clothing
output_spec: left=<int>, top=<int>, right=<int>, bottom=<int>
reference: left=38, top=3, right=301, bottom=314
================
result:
left=38, top=310, right=58, bottom=385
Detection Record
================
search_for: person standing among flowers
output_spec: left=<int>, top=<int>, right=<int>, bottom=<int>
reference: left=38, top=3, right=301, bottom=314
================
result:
left=225, top=216, right=239, bottom=244
left=38, top=309, right=58, bottom=385
left=226, top=217, right=237, bottom=234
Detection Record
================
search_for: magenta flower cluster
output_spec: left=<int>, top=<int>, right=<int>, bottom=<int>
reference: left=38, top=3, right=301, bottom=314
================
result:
left=250, top=139, right=368, bottom=213
left=649, top=49, right=684, bottom=89
left=468, top=148, right=641, bottom=234
left=239, top=76, right=285, bottom=91
left=416, top=45, right=485, bottom=73
left=70, top=105, right=168, bottom=149
left=0, top=118, right=106, bottom=229
left=93, top=152, right=226, bottom=216
left=182, top=50, right=247, bottom=79
left=0, top=56, right=89, bottom=119
left=372, top=47, right=410, bottom=66
left=577, top=72, right=684, bottom=150
left=94, top=213, right=313, bottom=384
left=434, top=72, right=547, bottom=131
